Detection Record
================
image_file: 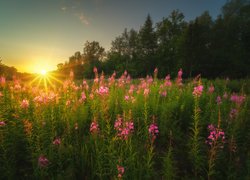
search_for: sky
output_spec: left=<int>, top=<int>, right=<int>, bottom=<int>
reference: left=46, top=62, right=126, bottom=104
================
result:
left=0, top=0, right=227, bottom=73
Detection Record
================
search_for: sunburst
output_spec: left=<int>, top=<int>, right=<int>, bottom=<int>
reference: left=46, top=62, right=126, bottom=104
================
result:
left=29, top=69, right=63, bottom=92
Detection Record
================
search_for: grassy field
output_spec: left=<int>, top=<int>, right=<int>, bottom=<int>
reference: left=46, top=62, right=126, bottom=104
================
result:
left=0, top=69, right=249, bottom=179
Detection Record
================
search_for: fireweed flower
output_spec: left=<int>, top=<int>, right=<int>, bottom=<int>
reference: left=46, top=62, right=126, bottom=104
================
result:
left=117, top=165, right=125, bottom=178
left=124, top=95, right=130, bottom=101
left=90, top=121, right=99, bottom=134
left=154, top=68, right=158, bottom=78
left=93, top=66, right=98, bottom=74
left=81, top=92, right=86, bottom=101
left=53, top=137, right=61, bottom=145
left=147, top=76, right=153, bottom=84
left=0, top=121, right=6, bottom=127
left=114, top=116, right=134, bottom=140
left=208, top=84, right=215, bottom=94
left=21, top=99, right=29, bottom=109
left=160, top=90, right=167, bottom=97
left=114, top=116, right=123, bottom=131
left=66, top=100, right=71, bottom=106
left=216, top=96, right=222, bottom=105
left=230, top=93, right=246, bottom=105
left=206, top=124, right=225, bottom=147
left=82, top=80, right=89, bottom=90
left=176, top=68, right=183, bottom=86
left=192, top=85, right=203, bottom=97
left=144, top=88, right=150, bottom=97
left=164, top=74, right=172, bottom=87
left=38, top=155, right=49, bottom=168
left=148, top=123, right=159, bottom=142
left=97, top=86, right=109, bottom=95
left=0, top=76, right=6, bottom=86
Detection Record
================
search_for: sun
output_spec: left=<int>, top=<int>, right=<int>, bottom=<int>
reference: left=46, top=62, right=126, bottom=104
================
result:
left=40, top=69, right=47, bottom=76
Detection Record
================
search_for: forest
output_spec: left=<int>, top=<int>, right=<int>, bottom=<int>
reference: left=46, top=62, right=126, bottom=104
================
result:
left=56, top=0, right=250, bottom=79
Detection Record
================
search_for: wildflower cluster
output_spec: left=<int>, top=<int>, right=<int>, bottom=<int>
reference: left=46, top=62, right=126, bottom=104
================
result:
left=34, top=92, right=58, bottom=105
left=230, top=93, right=246, bottom=105
left=53, top=137, right=61, bottom=145
left=38, top=155, right=49, bottom=168
left=0, top=76, right=6, bottom=86
left=206, top=124, right=225, bottom=147
left=20, top=99, right=29, bottom=109
left=0, top=121, right=6, bottom=127
left=90, top=121, right=100, bottom=134
left=192, top=85, right=203, bottom=97
left=97, top=86, right=109, bottom=95
left=176, top=68, right=183, bottom=86
left=208, top=84, right=215, bottom=94
left=148, top=123, right=159, bottom=142
left=114, top=115, right=134, bottom=140
left=117, top=165, right=125, bottom=178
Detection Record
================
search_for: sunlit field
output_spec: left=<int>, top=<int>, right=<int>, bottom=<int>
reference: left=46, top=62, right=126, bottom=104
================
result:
left=0, top=68, right=249, bottom=179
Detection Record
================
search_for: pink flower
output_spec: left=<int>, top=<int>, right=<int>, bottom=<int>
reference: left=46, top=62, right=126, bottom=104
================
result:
left=208, top=85, right=215, bottom=94
left=128, top=85, right=135, bottom=94
left=206, top=124, right=225, bottom=147
left=154, top=68, right=158, bottom=78
left=38, top=155, right=49, bottom=168
left=216, top=96, right=222, bottom=105
left=117, top=165, right=125, bottom=178
left=0, top=121, right=6, bottom=127
left=114, top=116, right=134, bottom=140
left=93, top=67, right=98, bottom=73
left=53, top=138, right=61, bottom=145
left=90, top=121, right=99, bottom=134
left=164, top=74, right=172, bottom=87
left=66, top=100, right=71, bottom=106
left=21, top=99, right=29, bottom=109
left=230, top=93, right=246, bottom=105
left=154, top=68, right=158, bottom=74
left=144, top=88, right=150, bottom=96
left=97, top=86, right=109, bottom=95
left=192, top=85, right=203, bottom=97
left=81, top=92, right=86, bottom=101
left=176, top=69, right=183, bottom=86
left=124, top=95, right=130, bottom=101
left=0, top=91, right=3, bottom=97
left=0, top=76, right=6, bottom=86
left=149, top=123, right=159, bottom=142
left=114, top=116, right=123, bottom=131
left=160, top=90, right=167, bottom=97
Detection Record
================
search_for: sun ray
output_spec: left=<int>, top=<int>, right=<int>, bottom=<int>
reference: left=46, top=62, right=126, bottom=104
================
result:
left=29, top=69, right=65, bottom=92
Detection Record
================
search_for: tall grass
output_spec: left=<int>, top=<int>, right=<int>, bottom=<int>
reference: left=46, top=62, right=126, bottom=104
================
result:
left=0, top=70, right=249, bottom=179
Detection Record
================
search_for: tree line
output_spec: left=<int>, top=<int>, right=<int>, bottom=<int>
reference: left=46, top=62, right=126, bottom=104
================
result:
left=1, top=0, right=249, bottom=80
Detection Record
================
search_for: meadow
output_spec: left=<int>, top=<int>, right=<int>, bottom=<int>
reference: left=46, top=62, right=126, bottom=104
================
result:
left=0, top=69, right=249, bottom=179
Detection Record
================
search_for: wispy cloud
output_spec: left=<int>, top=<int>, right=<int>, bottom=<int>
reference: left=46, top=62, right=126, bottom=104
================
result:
left=61, top=6, right=67, bottom=11
left=60, top=1, right=91, bottom=26
left=78, top=13, right=90, bottom=25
